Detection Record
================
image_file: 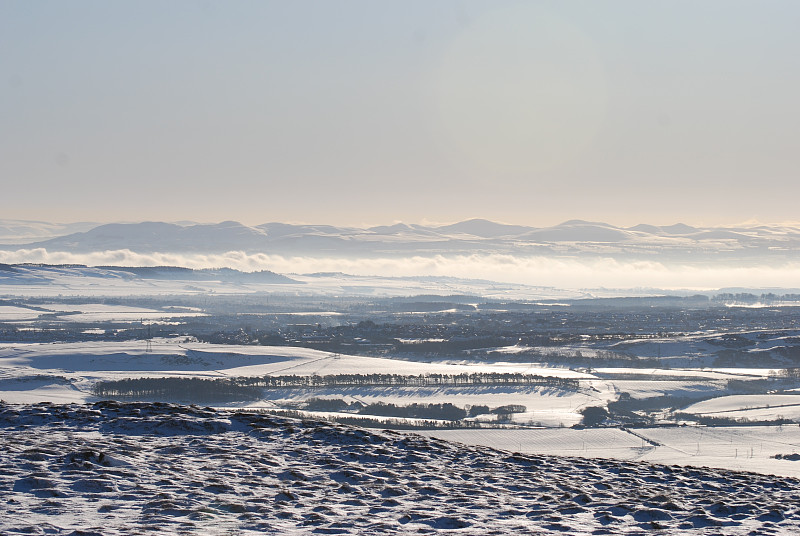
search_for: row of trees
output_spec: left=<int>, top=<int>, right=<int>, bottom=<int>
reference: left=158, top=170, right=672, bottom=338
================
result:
left=303, top=398, right=527, bottom=421
left=259, top=409, right=507, bottom=430
left=92, top=373, right=578, bottom=404
left=358, top=402, right=467, bottom=421
left=92, top=377, right=262, bottom=403
left=486, top=348, right=653, bottom=367
left=239, top=372, right=580, bottom=390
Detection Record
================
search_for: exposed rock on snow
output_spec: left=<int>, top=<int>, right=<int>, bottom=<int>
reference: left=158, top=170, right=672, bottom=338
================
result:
left=2, top=402, right=800, bottom=535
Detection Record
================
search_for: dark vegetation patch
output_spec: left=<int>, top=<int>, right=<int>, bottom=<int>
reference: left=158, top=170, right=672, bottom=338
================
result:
left=92, top=377, right=262, bottom=404
left=357, top=402, right=467, bottom=421
left=256, top=409, right=501, bottom=430
left=93, top=373, right=579, bottom=405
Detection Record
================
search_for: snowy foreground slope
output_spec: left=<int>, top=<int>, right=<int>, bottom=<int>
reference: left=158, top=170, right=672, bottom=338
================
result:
left=3, top=402, right=800, bottom=535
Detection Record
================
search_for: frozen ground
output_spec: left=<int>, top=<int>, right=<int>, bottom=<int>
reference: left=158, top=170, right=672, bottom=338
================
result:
left=3, top=402, right=800, bottom=535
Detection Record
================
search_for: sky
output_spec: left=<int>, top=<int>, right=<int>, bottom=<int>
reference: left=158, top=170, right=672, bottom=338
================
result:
left=2, top=0, right=800, bottom=227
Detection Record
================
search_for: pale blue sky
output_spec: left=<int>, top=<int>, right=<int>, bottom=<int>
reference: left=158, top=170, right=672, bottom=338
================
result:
left=2, top=1, right=799, bottom=226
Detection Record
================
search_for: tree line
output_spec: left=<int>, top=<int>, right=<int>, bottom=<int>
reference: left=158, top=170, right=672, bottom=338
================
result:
left=92, top=377, right=262, bottom=403
left=256, top=409, right=509, bottom=430
left=92, top=373, right=579, bottom=404
left=238, top=372, right=580, bottom=389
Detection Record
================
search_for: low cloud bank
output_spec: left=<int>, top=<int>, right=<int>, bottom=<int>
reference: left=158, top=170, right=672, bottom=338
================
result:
left=2, top=248, right=799, bottom=290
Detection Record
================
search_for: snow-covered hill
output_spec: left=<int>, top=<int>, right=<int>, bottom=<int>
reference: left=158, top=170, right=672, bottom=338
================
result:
left=0, top=263, right=296, bottom=295
left=0, top=263, right=605, bottom=299
left=2, top=402, right=800, bottom=535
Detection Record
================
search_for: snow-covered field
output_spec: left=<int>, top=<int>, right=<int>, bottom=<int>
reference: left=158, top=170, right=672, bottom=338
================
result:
left=0, top=338, right=587, bottom=382
left=603, top=379, right=726, bottom=399
left=0, top=302, right=206, bottom=323
left=5, top=339, right=800, bottom=479
left=251, top=384, right=606, bottom=428
left=682, top=394, right=800, bottom=421
left=0, top=338, right=590, bottom=374
left=3, top=402, right=800, bottom=535
left=423, top=424, right=800, bottom=479
left=0, top=305, right=45, bottom=321
left=420, top=427, right=644, bottom=459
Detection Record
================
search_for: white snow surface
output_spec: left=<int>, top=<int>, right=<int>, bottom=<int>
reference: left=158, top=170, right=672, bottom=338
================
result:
left=3, top=401, right=800, bottom=535
left=682, top=394, right=800, bottom=421
left=0, top=339, right=590, bottom=379
left=7, top=340, right=800, bottom=480
left=421, top=424, right=800, bottom=479
left=252, top=384, right=604, bottom=428
left=0, top=340, right=596, bottom=424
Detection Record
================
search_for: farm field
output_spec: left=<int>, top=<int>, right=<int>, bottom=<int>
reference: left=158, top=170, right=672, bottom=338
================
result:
left=422, top=424, right=800, bottom=478
left=0, top=303, right=206, bottom=323
left=248, top=384, right=610, bottom=427
left=0, top=340, right=599, bottom=426
left=682, top=394, right=800, bottom=421
left=0, top=339, right=591, bottom=379
left=4, top=338, right=800, bottom=477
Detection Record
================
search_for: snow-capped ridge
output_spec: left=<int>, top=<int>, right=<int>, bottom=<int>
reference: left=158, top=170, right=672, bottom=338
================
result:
left=434, top=218, right=536, bottom=237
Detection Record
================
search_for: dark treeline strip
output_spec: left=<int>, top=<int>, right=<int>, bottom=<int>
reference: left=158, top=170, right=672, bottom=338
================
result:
left=253, top=409, right=508, bottom=430
left=486, top=349, right=653, bottom=367
left=92, top=377, right=262, bottom=403
left=239, top=372, right=580, bottom=390
left=712, top=293, right=800, bottom=304
left=304, top=397, right=361, bottom=412
left=303, top=398, right=526, bottom=421
left=672, top=412, right=795, bottom=427
left=93, top=373, right=579, bottom=404
left=358, top=402, right=467, bottom=421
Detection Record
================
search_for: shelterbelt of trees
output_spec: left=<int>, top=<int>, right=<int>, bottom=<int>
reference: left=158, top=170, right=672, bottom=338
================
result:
left=239, top=372, right=580, bottom=389
left=92, top=373, right=580, bottom=403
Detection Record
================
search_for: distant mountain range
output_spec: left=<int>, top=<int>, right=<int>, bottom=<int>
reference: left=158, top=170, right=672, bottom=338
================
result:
left=2, top=218, right=799, bottom=263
